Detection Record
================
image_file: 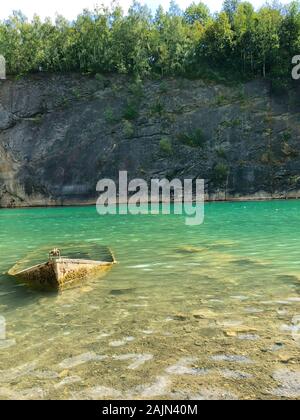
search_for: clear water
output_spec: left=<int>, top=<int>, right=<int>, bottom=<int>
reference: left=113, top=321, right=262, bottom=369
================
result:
left=0, top=201, right=299, bottom=400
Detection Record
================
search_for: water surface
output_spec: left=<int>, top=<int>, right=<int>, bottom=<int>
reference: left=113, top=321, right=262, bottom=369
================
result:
left=0, top=201, right=300, bottom=400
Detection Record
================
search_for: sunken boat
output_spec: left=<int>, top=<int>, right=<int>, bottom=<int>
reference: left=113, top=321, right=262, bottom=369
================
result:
left=8, top=243, right=116, bottom=291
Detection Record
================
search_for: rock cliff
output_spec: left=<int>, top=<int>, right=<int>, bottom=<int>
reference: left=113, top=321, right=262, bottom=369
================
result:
left=0, top=74, right=300, bottom=207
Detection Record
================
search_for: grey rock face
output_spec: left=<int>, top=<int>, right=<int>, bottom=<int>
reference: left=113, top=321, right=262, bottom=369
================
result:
left=0, top=74, right=300, bottom=207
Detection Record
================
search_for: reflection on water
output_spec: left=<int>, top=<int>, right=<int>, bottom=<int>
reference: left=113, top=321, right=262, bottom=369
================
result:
left=0, top=201, right=300, bottom=400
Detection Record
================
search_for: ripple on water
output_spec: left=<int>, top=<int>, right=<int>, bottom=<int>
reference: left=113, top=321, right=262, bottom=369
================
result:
left=0, top=361, right=38, bottom=383
left=31, top=370, right=59, bottom=380
left=58, top=353, right=108, bottom=369
left=96, top=333, right=113, bottom=339
left=54, top=376, right=82, bottom=389
left=1, top=202, right=300, bottom=400
left=72, top=386, right=122, bottom=400
left=244, top=308, right=264, bottom=314
left=109, top=337, right=135, bottom=347
left=112, top=354, right=153, bottom=370
left=219, top=320, right=244, bottom=328
left=0, top=386, right=45, bottom=400
left=0, top=339, right=16, bottom=350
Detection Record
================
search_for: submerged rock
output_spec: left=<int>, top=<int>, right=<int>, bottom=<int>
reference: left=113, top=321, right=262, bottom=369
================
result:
left=271, top=369, right=300, bottom=398
left=223, top=325, right=258, bottom=338
left=173, top=313, right=189, bottom=321
left=192, top=309, right=217, bottom=320
left=176, top=387, right=239, bottom=401
left=165, top=357, right=208, bottom=376
left=210, top=355, right=253, bottom=364
left=176, top=246, right=206, bottom=254
left=131, top=376, right=171, bottom=398
left=220, top=369, right=253, bottom=380
left=237, top=334, right=260, bottom=341
left=110, top=288, right=136, bottom=296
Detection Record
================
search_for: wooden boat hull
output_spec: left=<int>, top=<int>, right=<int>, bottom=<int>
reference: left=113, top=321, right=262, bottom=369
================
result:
left=9, top=258, right=115, bottom=291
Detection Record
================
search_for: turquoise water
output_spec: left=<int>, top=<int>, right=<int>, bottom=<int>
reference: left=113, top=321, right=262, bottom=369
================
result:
left=0, top=201, right=299, bottom=400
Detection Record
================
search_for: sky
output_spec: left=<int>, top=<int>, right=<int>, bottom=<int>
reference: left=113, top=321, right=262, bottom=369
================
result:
left=0, top=0, right=293, bottom=21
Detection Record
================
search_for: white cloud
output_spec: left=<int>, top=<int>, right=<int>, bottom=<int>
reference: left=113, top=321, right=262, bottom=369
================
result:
left=0, top=0, right=292, bottom=21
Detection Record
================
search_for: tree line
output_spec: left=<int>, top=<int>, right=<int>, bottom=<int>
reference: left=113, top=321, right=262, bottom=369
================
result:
left=0, top=1, right=299, bottom=83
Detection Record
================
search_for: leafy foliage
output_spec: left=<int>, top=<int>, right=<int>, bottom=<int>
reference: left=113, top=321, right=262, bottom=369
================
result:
left=0, top=1, right=299, bottom=82
left=177, top=128, right=206, bottom=147
left=159, top=138, right=173, bottom=155
left=213, top=163, right=230, bottom=184
left=123, top=100, right=139, bottom=120
left=150, top=100, right=165, bottom=116
left=123, top=119, right=134, bottom=137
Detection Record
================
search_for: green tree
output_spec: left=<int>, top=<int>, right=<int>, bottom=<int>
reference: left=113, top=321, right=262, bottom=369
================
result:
left=152, top=6, right=193, bottom=76
left=73, top=7, right=111, bottom=73
left=184, top=2, right=210, bottom=25
left=201, top=12, right=234, bottom=64
left=0, top=0, right=298, bottom=82
left=168, top=1, right=183, bottom=17
left=223, top=0, right=241, bottom=25
left=110, top=2, right=153, bottom=76
left=233, top=2, right=255, bottom=73
left=278, top=1, right=300, bottom=76
left=254, top=6, right=282, bottom=77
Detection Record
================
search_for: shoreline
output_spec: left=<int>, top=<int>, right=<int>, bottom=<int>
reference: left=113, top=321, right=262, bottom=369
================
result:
left=0, top=193, right=299, bottom=210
